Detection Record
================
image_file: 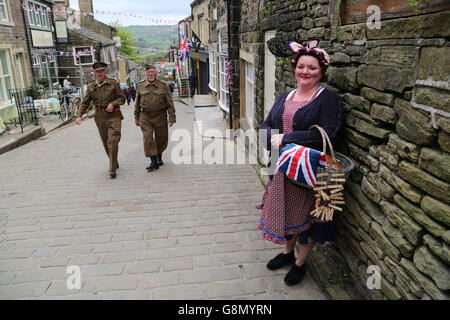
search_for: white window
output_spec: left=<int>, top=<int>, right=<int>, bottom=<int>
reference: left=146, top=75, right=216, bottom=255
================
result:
left=245, top=62, right=255, bottom=128
left=27, top=1, right=50, bottom=29
left=0, top=0, right=11, bottom=23
left=0, top=50, right=14, bottom=105
left=218, top=55, right=229, bottom=113
left=31, top=53, right=58, bottom=88
left=73, top=46, right=94, bottom=66
left=209, top=50, right=217, bottom=92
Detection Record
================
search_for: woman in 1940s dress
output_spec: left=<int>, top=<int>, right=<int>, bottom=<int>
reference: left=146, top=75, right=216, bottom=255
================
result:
left=258, top=39, right=344, bottom=286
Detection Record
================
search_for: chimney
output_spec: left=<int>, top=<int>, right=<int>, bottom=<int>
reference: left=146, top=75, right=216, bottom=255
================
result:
left=78, top=0, right=94, bottom=14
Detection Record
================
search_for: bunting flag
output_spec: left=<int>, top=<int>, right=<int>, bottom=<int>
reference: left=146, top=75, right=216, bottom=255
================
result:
left=21, top=0, right=180, bottom=25
left=32, top=49, right=96, bottom=58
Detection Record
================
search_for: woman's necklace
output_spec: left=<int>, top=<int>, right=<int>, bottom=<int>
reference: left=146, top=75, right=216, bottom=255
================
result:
left=294, top=86, right=322, bottom=103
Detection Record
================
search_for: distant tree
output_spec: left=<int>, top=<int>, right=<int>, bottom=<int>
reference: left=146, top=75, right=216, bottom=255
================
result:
left=108, top=20, right=143, bottom=63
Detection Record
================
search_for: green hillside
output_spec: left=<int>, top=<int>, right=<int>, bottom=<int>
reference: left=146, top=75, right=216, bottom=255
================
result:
left=125, top=25, right=178, bottom=51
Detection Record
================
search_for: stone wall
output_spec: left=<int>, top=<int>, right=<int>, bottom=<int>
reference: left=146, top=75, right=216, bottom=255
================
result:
left=0, top=0, right=34, bottom=88
left=190, top=0, right=210, bottom=47
left=241, top=0, right=450, bottom=300
left=228, top=0, right=241, bottom=129
left=239, top=0, right=264, bottom=127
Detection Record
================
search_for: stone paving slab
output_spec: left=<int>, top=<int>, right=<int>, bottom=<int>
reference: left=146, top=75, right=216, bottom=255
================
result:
left=0, top=100, right=327, bottom=300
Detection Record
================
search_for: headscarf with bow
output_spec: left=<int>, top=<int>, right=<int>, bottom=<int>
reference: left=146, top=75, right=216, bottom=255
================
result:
left=287, top=38, right=330, bottom=68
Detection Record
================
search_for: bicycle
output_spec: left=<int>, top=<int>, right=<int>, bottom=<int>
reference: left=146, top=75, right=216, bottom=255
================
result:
left=58, top=88, right=81, bottom=121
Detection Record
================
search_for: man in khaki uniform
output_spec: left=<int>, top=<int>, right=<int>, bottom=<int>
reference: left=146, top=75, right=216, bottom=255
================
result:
left=76, top=61, right=126, bottom=179
left=135, top=64, right=176, bottom=172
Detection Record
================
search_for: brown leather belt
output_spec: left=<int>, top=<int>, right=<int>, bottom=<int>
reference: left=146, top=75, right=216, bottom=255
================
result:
left=141, top=108, right=167, bottom=114
left=95, top=106, right=108, bottom=112
left=95, top=106, right=124, bottom=120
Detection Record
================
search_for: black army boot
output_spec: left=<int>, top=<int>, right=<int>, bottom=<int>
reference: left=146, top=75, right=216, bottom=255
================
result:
left=157, top=153, right=163, bottom=166
left=146, top=155, right=159, bottom=172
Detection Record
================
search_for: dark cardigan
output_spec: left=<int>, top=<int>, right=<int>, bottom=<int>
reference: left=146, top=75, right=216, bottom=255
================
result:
left=260, top=88, right=344, bottom=152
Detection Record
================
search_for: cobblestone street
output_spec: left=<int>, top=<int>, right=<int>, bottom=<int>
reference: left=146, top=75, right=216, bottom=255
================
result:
left=0, top=101, right=326, bottom=300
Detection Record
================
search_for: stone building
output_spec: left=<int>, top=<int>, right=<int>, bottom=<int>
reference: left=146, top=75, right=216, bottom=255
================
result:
left=0, top=0, right=34, bottom=108
left=178, top=17, right=192, bottom=80
left=52, top=0, right=119, bottom=87
left=189, top=0, right=211, bottom=95
left=22, top=0, right=60, bottom=93
left=238, top=0, right=450, bottom=300
left=207, top=0, right=232, bottom=117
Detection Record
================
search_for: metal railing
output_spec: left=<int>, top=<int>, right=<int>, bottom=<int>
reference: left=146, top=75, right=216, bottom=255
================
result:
left=9, top=88, right=39, bottom=134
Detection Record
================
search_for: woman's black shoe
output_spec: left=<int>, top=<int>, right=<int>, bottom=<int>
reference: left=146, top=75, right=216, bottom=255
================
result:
left=284, top=263, right=307, bottom=286
left=266, top=251, right=295, bottom=270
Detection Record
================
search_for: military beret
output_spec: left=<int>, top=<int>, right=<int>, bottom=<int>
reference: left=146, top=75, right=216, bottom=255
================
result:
left=92, top=61, right=108, bottom=71
left=145, top=63, right=157, bottom=70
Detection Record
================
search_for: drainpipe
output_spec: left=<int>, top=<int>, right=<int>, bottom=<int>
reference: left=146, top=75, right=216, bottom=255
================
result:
left=226, top=0, right=233, bottom=130
left=21, top=0, right=34, bottom=86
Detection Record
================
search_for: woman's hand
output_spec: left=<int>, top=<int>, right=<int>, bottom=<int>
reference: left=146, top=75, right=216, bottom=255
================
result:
left=271, top=134, right=284, bottom=149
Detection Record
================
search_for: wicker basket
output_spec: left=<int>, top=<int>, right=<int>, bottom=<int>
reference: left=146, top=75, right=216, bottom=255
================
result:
left=286, top=125, right=354, bottom=188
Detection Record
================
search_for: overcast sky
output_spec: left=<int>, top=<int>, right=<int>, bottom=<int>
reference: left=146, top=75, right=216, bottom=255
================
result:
left=69, top=0, right=191, bottom=26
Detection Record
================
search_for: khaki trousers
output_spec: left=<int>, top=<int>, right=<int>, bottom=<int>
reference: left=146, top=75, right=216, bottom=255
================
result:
left=140, top=111, right=168, bottom=157
left=94, top=111, right=122, bottom=172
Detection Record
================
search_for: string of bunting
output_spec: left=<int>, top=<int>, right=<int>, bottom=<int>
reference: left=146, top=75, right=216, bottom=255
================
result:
left=31, top=49, right=96, bottom=58
left=21, top=0, right=180, bottom=25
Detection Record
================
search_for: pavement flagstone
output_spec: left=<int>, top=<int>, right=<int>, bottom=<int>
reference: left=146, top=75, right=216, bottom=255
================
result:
left=0, top=100, right=326, bottom=300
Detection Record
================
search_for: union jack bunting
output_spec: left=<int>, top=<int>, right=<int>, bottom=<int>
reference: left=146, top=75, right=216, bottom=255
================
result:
left=276, top=144, right=328, bottom=188
left=178, top=32, right=192, bottom=62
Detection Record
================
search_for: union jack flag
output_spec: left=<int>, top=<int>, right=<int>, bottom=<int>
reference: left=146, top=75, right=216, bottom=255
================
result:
left=178, top=32, right=192, bottom=62
left=276, top=144, right=327, bottom=188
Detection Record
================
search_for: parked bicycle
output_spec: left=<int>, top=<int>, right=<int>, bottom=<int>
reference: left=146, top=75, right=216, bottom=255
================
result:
left=58, top=88, right=81, bottom=121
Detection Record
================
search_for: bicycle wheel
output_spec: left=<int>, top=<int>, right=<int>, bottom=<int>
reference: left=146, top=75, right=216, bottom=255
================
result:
left=60, top=104, right=68, bottom=121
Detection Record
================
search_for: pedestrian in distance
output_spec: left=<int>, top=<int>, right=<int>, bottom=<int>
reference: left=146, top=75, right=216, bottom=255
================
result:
left=75, top=61, right=126, bottom=179
left=257, top=38, right=344, bottom=286
left=63, top=75, right=73, bottom=106
left=63, top=75, right=73, bottom=91
left=168, top=81, right=175, bottom=97
left=135, top=64, right=176, bottom=172
left=123, top=86, right=132, bottom=105
left=188, top=72, right=197, bottom=97
left=131, top=85, right=137, bottom=102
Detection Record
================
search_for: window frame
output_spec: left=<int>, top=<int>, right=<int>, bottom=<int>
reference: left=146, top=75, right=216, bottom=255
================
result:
left=73, top=46, right=95, bottom=66
left=209, top=50, right=217, bottom=92
left=245, top=61, right=255, bottom=129
left=27, top=1, right=50, bottom=30
left=218, top=55, right=229, bottom=113
left=0, top=0, right=10, bottom=23
left=0, top=49, right=14, bottom=105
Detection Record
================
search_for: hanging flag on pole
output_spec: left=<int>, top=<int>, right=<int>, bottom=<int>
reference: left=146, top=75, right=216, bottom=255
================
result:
left=191, top=31, right=202, bottom=51
left=178, top=32, right=192, bottom=62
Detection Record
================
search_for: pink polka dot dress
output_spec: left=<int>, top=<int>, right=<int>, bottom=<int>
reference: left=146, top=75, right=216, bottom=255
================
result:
left=257, top=89, right=332, bottom=245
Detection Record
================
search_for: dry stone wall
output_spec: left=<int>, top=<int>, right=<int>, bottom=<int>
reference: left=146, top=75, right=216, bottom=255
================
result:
left=240, top=0, right=450, bottom=300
